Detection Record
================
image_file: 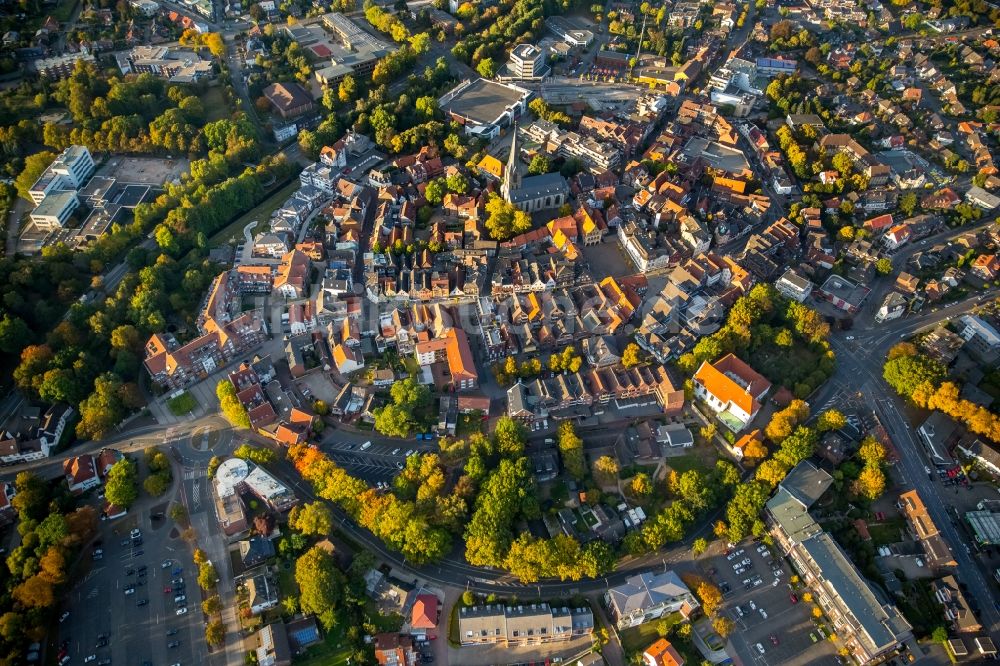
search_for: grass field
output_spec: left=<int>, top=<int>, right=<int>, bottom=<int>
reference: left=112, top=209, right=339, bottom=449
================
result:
left=664, top=453, right=709, bottom=475
left=52, top=0, right=78, bottom=23
left=199, top=86, right=231, bottom=122
left=166, top=391, right=196, bottom=416
left=866, top=517, right=905, bottom=546
left=619, top=613, right=682, bottom=652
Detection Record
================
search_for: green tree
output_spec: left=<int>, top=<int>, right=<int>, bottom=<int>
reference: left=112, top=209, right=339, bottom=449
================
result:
left=233, top=444, right=276, bottom=465
left=692, top=537, right=708, bottom=556
left=295, top=546, right=343, bottom=630
left=630, top=473, right=653, bottom=496
left=217, top=380, right=251, bottom=428
left=484, top=193, right=531, bottom=241
left=528, top=154, right=550, bottom=175
left=202, top=595, right=222, bottom=615
left=198, top=562, right=218, bottom=589
left=476, top=57, right=497, bottom=78
left=15, top=151, right=56, bottom=201
left=883, top=353, right=945, bottom=400
left=205, top=619, right=225, bottom=646
left=875, top=257, right=893, bottom=275
left=105, top=458, right=138, bottom=509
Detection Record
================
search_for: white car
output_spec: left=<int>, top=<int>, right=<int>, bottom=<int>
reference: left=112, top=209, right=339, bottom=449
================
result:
left=749, top=600, right=757, bottom=610
left=404, top=449, right=415, bottom=457
left=735, top=606, right=744, bottom=617
left=756, top=643, right=765, bottom=654
left=59, top=611, right=70, bottom=622
left=760, top=608, right=768, bottom=619
left=360, top=441, right=372, bottom=451
left=162, top=559, right=173, bottom=569
left=174, top=595, right=186, bottom=604
left=84, top=656, right=97, bottom=663
left=176, top=607, right=188, bottom=616
left=130, top=528, right=142, bottom=539
left=124, top=587, right=135, bottom=595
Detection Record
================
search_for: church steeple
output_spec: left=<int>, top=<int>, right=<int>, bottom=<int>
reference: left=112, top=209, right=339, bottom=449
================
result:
left=501, top=124, right=521, bottom=203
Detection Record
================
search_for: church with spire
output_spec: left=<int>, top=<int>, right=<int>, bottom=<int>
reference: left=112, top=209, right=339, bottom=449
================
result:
left=500, top=125, right=569, bottom=213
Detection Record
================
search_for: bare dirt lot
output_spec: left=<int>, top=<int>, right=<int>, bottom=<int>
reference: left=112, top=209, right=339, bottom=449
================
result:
left=98, top=156, right=190, bottom=186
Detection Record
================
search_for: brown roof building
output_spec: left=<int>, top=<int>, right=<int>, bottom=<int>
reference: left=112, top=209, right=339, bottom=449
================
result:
left=263, top=82, right=315, bottom=119
left=899, top=490, right=957, bottom=569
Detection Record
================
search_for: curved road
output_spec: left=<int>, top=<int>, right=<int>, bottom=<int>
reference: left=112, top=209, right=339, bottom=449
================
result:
left=7, top=281, right=1000, bottom=604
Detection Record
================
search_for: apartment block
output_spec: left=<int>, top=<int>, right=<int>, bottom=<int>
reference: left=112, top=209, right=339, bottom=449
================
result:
left=767, top=462, right=913, bottom=664
left=458, top=603, right=593, bottom=646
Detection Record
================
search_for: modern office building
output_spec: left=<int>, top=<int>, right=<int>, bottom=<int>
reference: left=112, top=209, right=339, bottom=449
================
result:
left=506, top=44, right=548, bottom=80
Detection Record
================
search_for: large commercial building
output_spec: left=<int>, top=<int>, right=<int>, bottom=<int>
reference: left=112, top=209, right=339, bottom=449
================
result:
left=114, top=46, right=214, bottom=82
left=767, top=462, right=913, bottom=664
left=439, top=78, right=532, bottom=139
left=213, top=458, right=298, bottom=537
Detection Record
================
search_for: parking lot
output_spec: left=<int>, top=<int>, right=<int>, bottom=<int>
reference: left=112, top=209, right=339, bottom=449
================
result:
left=58, top=509, right=205, bottom=666
left=321, top=435, right=439, bottom=486
left=708, top=541, right=838, bottom=666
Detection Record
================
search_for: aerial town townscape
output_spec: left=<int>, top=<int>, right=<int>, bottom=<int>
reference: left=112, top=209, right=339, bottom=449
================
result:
left=1, top=0, right=1000, bottom=663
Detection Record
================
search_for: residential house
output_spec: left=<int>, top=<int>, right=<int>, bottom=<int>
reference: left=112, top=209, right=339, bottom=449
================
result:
left=254, top=623, right=291, bottom=666
left=239, top=536, right=276, bottom=568
left=247, top=573, right=279, bottom=615
left=932, top=576, right=981, bottom=633
left=374, top=633, right=418, bottom=666
left=457, top=604, right=594, bottom=646
left=955, top=439, right=1000, bottom=478
left=643, top=638, right=684, bottom=666
left=63, top=454, right=100, bottom=494
left=692, top=353, right=772, bottom=431
left=411, top=594, right=439, bottom=637
left=899, top=490, right=957, bottom=569
left=604, top=570, right=699, bottom=629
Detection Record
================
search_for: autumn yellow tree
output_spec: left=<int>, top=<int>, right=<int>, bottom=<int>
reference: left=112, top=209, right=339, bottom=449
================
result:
left=755, top=459, right=790, bottom=488
left=743, top=437, right=768, bottom=460
left=622, top=343, right=643, bottom=368
left=816, top=409, right=846, bottom=432
left=713, top=616, right=735, bottom=637
left=854, top=464, right=886, bottom=500
left=593, top=456, right=619, bottom=487
left=857, top=436, right=886, bottom=466
left=765, top=399, right=811, bottom=443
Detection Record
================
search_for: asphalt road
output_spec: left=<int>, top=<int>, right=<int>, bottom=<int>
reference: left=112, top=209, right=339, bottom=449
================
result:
left=817, top=289, right=1000, bottom=639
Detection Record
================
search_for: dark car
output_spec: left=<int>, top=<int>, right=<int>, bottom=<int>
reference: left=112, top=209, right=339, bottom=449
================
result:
left=166, top=629, right=178, bottom=636
left=421, top=656, right=434, bottom=663
left=136, top=599, right=148, bottom=607
left=172, top=567, right=183, bottom=576
left=125, top=569, right=135, bottom=576
left=167, top=641, right=180, bottom=649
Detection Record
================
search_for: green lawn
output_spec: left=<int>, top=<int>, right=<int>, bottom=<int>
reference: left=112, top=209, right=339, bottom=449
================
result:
left=51, top=0, right=78, bottom=22
left=295, top=628, right=353, bottom=666
left=199, top=86, right=231, bottom=122
left=619, top=614, right=680, bottom=652
left=867, top=517, right=906, bottom=546
left=167, top=391, right=197, bottom=416
left=664, top=454, right=708, bottom=475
